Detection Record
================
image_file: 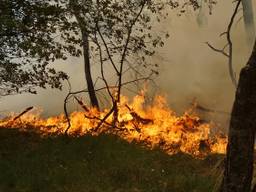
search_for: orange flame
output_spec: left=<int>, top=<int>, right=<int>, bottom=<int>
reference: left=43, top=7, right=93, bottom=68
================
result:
left=0, top=92, right=227, bottom=157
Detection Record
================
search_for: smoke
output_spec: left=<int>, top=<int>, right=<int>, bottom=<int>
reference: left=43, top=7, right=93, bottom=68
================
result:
left=0, top=0, right=255, bottom=130
left=155, top=0, right=255, bottom=129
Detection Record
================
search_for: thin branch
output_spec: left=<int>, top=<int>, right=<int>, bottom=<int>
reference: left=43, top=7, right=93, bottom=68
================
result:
left=117, top=0, right=147, bottom=102
left=63, top=77, right=151, bottom=133
left=93, top=33, right=115, bottom=103
left=226, top=0, right=241, bottom=87
left=95, top=23, right=119, bottom=74
left=64, top=79, right=72, bottom=134
left=206, top=0, right=241, bottom=88
left=205, top=42, right=229, bottom=58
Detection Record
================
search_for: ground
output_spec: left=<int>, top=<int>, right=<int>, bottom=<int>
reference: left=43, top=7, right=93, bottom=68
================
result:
left=0, top=128, right=223, bottom=192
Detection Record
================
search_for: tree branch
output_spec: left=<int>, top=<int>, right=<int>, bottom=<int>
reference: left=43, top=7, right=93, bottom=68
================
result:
left=206, top=0, right=241, bottom=88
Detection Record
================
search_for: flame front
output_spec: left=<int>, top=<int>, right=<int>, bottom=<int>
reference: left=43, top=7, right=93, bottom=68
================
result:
left=0, top=92, right=227, bottom=157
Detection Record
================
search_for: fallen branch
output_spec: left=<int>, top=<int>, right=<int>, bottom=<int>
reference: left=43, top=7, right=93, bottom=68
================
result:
left=190, top=100, right=230, bottom=115
left=195, top=104, right=230, bottom=115
left=74, top=96, right=90, bottom=112
left=125, top=104, right=153, bottom=125
left=63, top=77, right=152, bottom=134
left=13, top=106, right=33, bottom=121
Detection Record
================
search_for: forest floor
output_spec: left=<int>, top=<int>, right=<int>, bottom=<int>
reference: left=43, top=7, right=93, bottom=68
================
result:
left=0, top=128, right=224, bottom=192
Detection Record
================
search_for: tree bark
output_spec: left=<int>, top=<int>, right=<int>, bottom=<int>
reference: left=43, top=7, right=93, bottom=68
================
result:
left=242, top=0, right=255, bottom=45
left=69, top=0, right=100, bottom=109
left=220, top=41, right=256, bottom=192
left=81, top=30, right=99, bottom=109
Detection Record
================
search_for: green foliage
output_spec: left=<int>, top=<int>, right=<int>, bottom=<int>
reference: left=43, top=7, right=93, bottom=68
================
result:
left=0, top=0, right=211, bottom=96
left=0, top=128, right=222, bottom=192
left=0, top=0, right=71, bottom=95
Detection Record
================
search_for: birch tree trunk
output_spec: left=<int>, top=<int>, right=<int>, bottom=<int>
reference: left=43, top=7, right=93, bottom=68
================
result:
left=242, top=0, right=255, bottom=45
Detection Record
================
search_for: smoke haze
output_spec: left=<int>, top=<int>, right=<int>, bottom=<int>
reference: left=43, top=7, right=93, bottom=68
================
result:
left=1, top=1, right=255, bottom=130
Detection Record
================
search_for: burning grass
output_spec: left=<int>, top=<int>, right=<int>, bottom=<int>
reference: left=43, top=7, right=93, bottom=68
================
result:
left=0, top=92, right=227, bottom=191
left=0, top=91, right=227, bottom=157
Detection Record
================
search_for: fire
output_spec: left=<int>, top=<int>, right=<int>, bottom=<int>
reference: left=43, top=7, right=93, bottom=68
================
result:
left=0, top=92, right=227, bottom=157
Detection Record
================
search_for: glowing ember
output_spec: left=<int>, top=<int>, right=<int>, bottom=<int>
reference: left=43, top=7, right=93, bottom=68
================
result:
left=0, top=92, right=227, bottom=157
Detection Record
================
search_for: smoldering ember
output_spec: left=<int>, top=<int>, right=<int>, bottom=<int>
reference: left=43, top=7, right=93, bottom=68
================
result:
left=0, top=0, right=255, bottom=192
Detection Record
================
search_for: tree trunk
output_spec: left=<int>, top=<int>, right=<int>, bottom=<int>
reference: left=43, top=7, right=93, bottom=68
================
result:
left=220, top=41, right=256, bottom=192
left=242, top=0, right=255, bottom=45
left=196, top=0, right=208, bottom=27
left=69, top=0, right=99, bottom=109
left=81, top=30, right=99, bottom=109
